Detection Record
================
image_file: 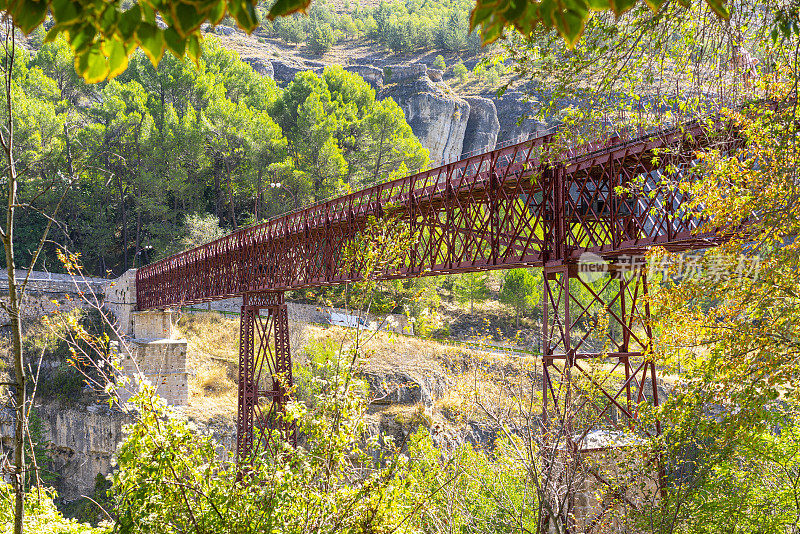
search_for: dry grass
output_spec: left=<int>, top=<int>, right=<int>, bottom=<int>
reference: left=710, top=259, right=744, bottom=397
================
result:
left=174, top=311, right=550, bottom=427
left=385, top=402, right=432, bottom=427
left=177, top=312, right=240, bottom=422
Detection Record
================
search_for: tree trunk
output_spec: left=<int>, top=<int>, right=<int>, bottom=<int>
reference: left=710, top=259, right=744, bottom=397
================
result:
left=117, top=176, right=128, bottom=270
left=225, top=158, right=237, bottom=230
left=256, top=168, right=263, bottom=221
left=63, top=122, right=73, bottom=177
left=213, top=157, right=222, bottom=219
left=134, top=184, right=141, bottom=267
left=1, top=26, right=25, bottom=534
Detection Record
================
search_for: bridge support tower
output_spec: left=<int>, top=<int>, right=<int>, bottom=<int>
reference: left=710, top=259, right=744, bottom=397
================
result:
left=237, top=291, right=294, bottom=466
left=540, top=261, right=663, bottom=531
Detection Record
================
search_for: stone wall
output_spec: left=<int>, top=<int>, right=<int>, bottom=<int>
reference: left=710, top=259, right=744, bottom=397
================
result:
left=182, top=297, right=413, bottom=335
left=114, top=309, right=189, bottom=406
left=0, top=270, right=108, bottom=325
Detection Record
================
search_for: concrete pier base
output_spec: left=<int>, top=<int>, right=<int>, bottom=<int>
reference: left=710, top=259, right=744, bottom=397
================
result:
left=104, top=271, right=190, bottom=406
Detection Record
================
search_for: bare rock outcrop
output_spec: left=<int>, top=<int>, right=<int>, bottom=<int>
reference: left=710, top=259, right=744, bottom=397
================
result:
left=492, top=90, right=548, bottom=145
left=272, top=58, right=308, bottom=83
left=344, top=64, right=384, bottom=90
left=380, top=64, right=470, bottom=165
left=34, top=402, right=129, bottom=500
left=364, top=369, right=450, bottom=407
left=427, top=68, right=444, bottom=82
left=461, top=96, right=499, bottom=158
left=243, top=57, right=274, bottom=79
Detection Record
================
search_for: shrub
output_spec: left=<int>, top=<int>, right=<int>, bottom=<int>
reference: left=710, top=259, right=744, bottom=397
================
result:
left=0, top=486, right=109, bottom=533
left=453, top=61, right=468, bottom=82
left=337, top=14, right=358, bottom=39
left=466, top=29, right=482, bottom=55
left=274, top=15, right=305, bottom=44
left=439, top=11, right=468, bottom=52
left=432, top=54, right=446, bottom=70
left=309, top=22, right=336, bottom=55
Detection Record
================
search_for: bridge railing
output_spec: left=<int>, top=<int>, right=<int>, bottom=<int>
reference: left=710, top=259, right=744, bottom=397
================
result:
left=137, top=119, right=728, bottom=309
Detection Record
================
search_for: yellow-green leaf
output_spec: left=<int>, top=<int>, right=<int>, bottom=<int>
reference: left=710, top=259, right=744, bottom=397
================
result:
left=164, top=26, right=186, bottom=56
left=14, top=0, right=48, bottom=34
left=136, top=23, right=165, bottom=65
left=102, top=38, right=130, bottom=79
left=267, top=0, right=310, bottom=20
left=51, top=0, right=81, bottom=25
left=76, top=43, right=108, bottom=83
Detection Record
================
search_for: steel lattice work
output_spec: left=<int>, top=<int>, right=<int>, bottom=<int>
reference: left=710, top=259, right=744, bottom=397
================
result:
left=237, top=292, right=295, bottom=464
left=135, top=117, right=734, bottom=469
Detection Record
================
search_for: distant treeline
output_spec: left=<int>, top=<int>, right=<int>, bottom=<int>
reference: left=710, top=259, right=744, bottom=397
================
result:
left=257, top=0, right=483, bottom=55
left=10, top=35, right=428, bottom=276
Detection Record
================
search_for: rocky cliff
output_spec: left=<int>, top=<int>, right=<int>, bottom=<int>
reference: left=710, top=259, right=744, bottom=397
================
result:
left=243, top=57, right=513, bottom=165
left=461, top=96, right=500, bottom=158
left=380, top=65, right=471, bottom=164
left=35, top=402, right=128, bottom=501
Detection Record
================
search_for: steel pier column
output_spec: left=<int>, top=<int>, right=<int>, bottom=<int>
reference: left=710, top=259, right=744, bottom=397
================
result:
left=540, top=262, right=662, bottom=531
left=237, top=291, right=294, bottom=467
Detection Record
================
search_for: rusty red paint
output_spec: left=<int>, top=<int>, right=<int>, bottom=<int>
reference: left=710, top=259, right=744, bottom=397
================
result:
left=135, top=119, right=734, bottom=467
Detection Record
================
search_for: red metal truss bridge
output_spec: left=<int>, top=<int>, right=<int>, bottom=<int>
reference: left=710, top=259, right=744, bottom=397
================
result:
left=135, top=118, right=731, bottom=463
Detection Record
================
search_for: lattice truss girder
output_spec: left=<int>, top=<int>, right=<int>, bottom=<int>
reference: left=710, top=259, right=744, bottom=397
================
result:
left=135, top=121, right=722, bottom=309
left=237, top=292, right=294, bottom=464
left=541, top=264, right=662, bottom=446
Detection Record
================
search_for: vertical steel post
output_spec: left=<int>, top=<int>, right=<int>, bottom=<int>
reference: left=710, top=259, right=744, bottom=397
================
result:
left=237, top=291, right=294, bottom=469
left=540, top=265, right=660, bottom=438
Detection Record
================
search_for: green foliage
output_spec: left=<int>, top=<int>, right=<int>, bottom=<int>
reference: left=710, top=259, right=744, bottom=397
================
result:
left=452, top=272, right=490, bottom=314
left=470, top=0, right=729, bottom=48
left=6, top=40, right=426, bottom=275
left=272, top=14, right=306, bottom=44
left=0, top=485, right=110, bottom=533
left=404, top=430, right=539, bottom=532
left=499, top=269, right=539, bottom=326
left=259, top=0, right=482, bottom=56
left=452, top=61, right=468, bottom=82
left=3, top=0, right=262, bottom=83
left=432, top=54, right=446, bottom=70
left=645, top=401, right=800, bottom=533
left=110, top=361, right=397, bottom=532
left=26, top=410, right=59, bottom=489
left=308, top=22, right=336, bottom=54
left=58, top=474, right=113, bottom=527
left=292, top=338, right=368, bottom=403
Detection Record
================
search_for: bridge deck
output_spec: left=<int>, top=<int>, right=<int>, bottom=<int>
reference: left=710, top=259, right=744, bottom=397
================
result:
left=136, top=119, right=727, bottom=310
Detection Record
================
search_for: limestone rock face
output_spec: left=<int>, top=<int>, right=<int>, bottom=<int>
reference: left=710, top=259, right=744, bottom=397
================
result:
left=364, top=370, right=450, bottom=407
left=461, top=96, right=500, bottom=158
left=243, top=57, right=274, bottom=79
left=36, top=402, right=129, bottom=501
left=427, top=68, right=443, bottom=82
left=344, top=65, right=384, bottom=90
left=272, top=59, right=307, bottom=83
left=385, top=64, right=427, bottom=82
left=380, top=65, right=470, bottom=165
left=492, top=90, right=548, bottom=145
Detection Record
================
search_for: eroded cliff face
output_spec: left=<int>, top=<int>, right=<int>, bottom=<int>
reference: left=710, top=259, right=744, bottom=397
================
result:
left=244, top=57, right=517, bottom=166
left=379, top=66, right=470, bottom=165
left=461, top=96, right=500, bottom=158
left=36, top=402, right=129, bottom=501
left=491, top=90, right=548, bottom=145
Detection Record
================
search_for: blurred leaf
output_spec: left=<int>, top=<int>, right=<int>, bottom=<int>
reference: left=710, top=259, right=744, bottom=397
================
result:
left=136, top=23, right=165, bottom=65
left=268, top=0, right=311, bottom=19
left=14, top=0, right=49, bottom=33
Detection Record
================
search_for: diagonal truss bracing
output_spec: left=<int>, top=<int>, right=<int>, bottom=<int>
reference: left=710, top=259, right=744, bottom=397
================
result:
left=136, top=119, right=726, bottom=309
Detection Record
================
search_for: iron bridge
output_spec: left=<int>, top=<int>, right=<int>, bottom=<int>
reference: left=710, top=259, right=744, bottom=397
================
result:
left=135, top=118, right=734, bottom=468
